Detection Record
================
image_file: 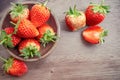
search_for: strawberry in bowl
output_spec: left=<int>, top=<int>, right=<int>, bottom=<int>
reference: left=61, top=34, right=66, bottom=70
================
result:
left=0, top=1, right=60, bottom=62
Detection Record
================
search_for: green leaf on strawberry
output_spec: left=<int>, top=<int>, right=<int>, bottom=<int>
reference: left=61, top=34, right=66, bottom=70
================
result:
left=0, top=56, right=28, bottom=76
left=0, top=30, right=14, bottom=48
left=20, top=45, right=40, bottom=59
left=99, top=30, right=108, bottom=44
left=40, top=30, right=58, bottom=47
left=67, top=5, right=81, bottom=17
left=10, top=3, right=27, bottom=18
left=91, top=0, right=110, bottom=14
left=3, top=57, right=13, bottom=72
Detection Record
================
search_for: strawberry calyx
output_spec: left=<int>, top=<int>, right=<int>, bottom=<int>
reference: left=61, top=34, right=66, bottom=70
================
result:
left=20, top=45, right=40, bottom=59
left=0, top=30, right=14, bottom=48
left=40, top=30, right=58, bottom=47
left=66, top=5, right=81, bottom=17
left=0, top=57, right=13, bottom=72
left=99, top=30, right=108, bottom=44
left=10, top=3, right=27, bottom=19
left=90, top=0, right=110, bottom=14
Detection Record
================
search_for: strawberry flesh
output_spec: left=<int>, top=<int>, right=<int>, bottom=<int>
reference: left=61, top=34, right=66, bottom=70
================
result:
left=82, top=25, right=108, bottom=44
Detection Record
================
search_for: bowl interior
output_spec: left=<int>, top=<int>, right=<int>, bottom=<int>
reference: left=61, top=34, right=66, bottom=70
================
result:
left=1, top=3, right=60, bottom=61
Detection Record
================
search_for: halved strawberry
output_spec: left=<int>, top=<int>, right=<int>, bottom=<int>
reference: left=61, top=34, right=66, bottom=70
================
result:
left=82, top=25, right=108, bottom=44
left=36, top=23, right=57, bottom=47
left=0, top=57, right=28, bottom=77
left=18, top=39, right=40, bottom=59
left=10, top=3, right=29, bottom=22
left=0, top=27, right=21, bottom=48
left=65, top=5, right=86, bottom=31
left=30, top=1, right=50, bottom=27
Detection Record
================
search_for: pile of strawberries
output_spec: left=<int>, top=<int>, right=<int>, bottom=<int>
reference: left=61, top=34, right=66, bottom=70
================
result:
left=0, top=2, right=58, bottom=58
left=0, top=2, right=58, bottom=77
left=65, top=0, right=110, bottom=44
left=0, top=0, right=110, bottom=77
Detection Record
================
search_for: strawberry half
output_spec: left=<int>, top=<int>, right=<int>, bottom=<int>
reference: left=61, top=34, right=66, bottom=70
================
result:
left=82, top=25, right=108, bottom=44
left=36, top=23, right=57, bottom=47
left=65, top=5, right=86, bottom=31
left=11, top=19, right=39, bottom=38
left=85, top=0, right=110, bottom=26
left=10, top=3, right=29, bottom=22
left=0, top=27, right=21, bottom=48
left=0, top=57, right=28, bottom=77
left=18, top=39, right=41, bottom=59
left=30, top=1, right=50, bottom=27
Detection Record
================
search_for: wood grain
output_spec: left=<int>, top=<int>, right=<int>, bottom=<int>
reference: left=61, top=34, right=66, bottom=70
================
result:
left=0, top=0, right=120, bottom=80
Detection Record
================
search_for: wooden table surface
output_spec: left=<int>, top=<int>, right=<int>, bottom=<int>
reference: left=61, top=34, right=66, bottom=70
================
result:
left=0, top=0, right=120, bottom=80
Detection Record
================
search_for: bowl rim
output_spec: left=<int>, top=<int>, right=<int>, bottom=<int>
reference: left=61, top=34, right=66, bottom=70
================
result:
left=0, top=1, right=60, bottom=62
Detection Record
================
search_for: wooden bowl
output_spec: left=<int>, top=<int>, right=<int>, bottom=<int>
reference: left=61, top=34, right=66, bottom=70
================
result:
left=0, top=2, right=60, bottom=62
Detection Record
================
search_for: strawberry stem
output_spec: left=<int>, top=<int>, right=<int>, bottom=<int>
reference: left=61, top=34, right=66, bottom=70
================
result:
left=0, top=56, right=7, bottom=63
left=14, top=19, right=21, bottom=34
left=67, top=5, right=81, bottom=16
left=43, top=0, right=48, bottom=6
left=10, top=19, right=21, bottom=34
left=10, top=21, right=16, bottom=26
left=0, top=39, right=7, bottom=45
left=101, top=0, right=104, bottom=6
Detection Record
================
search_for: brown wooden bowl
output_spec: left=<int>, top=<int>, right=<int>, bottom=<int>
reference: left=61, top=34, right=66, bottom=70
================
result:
left=0, top=1, right=60, bottom=62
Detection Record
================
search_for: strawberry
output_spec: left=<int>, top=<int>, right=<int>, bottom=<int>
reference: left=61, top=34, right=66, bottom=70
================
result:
left=65, top=5, right=86, bottom=31
left=4, top=27, right=14, bottom=34
left=85, top=0, right=110, bottom=26
left=12, top=19, right=39, bottom=38
left=0, top=57, right=28, bottom=77
left=30, top=1, right=50, bottom=27
left=10, top=3, right=29, bottom=22
left=82, top=25, right=108, bottom=44
left=18, top=39, right=41, bottom=59
left=36, top=23, right=57, bottom=47
left=0, top=27, right=21, bottom=48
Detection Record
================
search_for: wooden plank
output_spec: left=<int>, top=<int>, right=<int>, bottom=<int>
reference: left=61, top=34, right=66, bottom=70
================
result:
left=0, top=0, right=120, bottom=80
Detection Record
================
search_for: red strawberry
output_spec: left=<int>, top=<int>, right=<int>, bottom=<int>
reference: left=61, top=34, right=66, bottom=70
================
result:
left=0, top=27, right=21, bottom=48
left=18, top=39, right=40, bottom=59
left=10, top=3, right=29, bottom=22
left=0, top=57, right=28, bottom=77
left=30, top=1, right=50, bottom=27
left=36, top=23, right=57, bottom=47
left=4, top=27, right=14, bottom=34
left=65, top=5, right=86, bottom=31
left=85, top=1, right=110, bottom=26
left=13, top=19, right=39, bottom=38
left=82, top=25, right=108, bottom=44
